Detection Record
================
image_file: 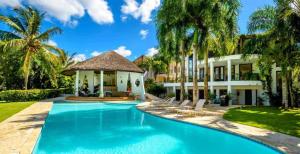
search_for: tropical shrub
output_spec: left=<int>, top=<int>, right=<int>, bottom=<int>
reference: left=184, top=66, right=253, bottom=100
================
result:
left=146, top=83, right=166, bottom=97
left=0, top=89, right=70, bottom=102
left=167, top=93, right=175, bottom=98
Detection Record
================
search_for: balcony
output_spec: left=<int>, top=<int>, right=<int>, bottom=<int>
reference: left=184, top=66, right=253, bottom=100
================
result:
left=232, top=72, right=260, bottom=81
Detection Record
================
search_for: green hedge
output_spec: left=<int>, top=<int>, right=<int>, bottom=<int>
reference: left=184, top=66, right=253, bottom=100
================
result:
left=0, top=89, right=71, bottom=102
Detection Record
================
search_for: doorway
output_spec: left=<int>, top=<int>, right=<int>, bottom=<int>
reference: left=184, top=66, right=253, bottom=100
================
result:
left=245, top=90, right=252, bottom=105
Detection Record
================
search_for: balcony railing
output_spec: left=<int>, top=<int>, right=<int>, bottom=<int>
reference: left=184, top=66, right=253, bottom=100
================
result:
left=232, top=73, right=260, bottom=81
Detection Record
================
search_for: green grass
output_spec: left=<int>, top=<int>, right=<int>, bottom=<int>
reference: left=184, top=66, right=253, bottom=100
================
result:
left=0, top=102, right=35, bottom=123
left=223, top=107, right=300, bottom=137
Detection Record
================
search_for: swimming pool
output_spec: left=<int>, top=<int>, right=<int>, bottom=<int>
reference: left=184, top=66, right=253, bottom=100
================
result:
left=33, top=102, right=282, bottom=154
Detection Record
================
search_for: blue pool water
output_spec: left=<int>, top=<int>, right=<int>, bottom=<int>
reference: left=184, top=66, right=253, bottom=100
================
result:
left=33, top=102, right=282, bottom=154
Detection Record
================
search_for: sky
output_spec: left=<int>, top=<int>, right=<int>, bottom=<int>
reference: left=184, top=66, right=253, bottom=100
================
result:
left=0, top=0, right=274, bottom=61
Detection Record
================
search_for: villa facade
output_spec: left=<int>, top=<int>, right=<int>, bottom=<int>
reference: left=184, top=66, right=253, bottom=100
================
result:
left=163, top=54, right=283, bottom=106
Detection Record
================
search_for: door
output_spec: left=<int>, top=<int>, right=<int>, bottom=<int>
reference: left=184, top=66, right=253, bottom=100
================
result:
left=176, top=89, right=180, bottom=101
left=199, top=90, right=204, bottom=99
left=245, top=90, right=252, bottom=105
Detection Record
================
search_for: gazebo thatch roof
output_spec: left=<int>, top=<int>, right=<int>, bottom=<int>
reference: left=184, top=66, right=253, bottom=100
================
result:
left=63, top=51, right=143, bottom=75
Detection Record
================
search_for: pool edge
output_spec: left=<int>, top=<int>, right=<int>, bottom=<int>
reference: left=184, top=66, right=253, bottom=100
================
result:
left=136, top=106, right=285, bottom=154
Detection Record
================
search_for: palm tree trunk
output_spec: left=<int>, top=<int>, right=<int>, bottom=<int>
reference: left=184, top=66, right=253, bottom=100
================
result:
left=23, top=51, right=32, bottom=90
left=204, top=48, right=209, bottom=104
left=167, top=63, right=170, bottom=82
left=282, top=74, right=289, bottom=108
left=175, top=61, right=178, bottom=83
left=180, top=41, right=185, bottom=103
left=192, top=45, right=199, bottom=106
left=287, top=70, right=295, bottom=107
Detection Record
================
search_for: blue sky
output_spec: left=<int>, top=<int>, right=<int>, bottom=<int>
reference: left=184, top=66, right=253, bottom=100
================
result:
left=0, top=0, right=274, bottom=61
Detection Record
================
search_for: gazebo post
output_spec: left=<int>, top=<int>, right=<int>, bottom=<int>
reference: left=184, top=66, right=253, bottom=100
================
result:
left=140, top=74, right=145, bottom=100
left=100, top=70, right=104, bottom=98
left=75, top=70, right=79, bottom=96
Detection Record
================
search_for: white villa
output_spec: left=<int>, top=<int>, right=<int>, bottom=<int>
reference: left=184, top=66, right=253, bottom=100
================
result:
left=163, top=54, right=283, bottom=106
left=63, top=51, right=146, bottom=100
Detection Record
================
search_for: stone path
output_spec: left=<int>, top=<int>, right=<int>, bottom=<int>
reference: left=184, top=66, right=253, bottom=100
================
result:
left=137, top=102, right=300, bottom=154
left=0, top=98, right=64, bottom=154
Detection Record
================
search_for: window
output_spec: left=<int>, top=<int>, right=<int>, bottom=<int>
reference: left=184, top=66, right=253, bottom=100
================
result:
left=199, top=68, right=204, bottom=81
left=231, top=65, right=235, bottom=80
left=214, top=66, right=225, bottom=81
left=188, top=56, right=193, bottom=82
left=276, top=71, right=282, bottom=96
left=239, top=64, right=252, bottom=80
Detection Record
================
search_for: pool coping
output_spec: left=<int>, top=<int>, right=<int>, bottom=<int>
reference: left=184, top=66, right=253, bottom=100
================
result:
left=135, top=105, right=285, bottom=154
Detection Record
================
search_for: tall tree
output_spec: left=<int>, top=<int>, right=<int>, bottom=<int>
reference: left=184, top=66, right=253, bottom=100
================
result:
left=157, top=0, right=190, bottom=102
left=0, top=7, right=65, bottom=89
left=246, top=0, right=300, bottom=107
left=185, top=0, right=240, bottom=105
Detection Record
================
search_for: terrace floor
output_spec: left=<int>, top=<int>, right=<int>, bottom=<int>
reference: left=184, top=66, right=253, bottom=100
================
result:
left=137, top=102, right=300, bottom=154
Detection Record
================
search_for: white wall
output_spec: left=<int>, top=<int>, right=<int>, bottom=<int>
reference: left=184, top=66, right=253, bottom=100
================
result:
left=130, top=72, right=143, bottom=95
left=238, top=90, right=245, bottom=105
left=79, top=71, right=94, bottom=93
left=117, top=71, right=129, bottom=92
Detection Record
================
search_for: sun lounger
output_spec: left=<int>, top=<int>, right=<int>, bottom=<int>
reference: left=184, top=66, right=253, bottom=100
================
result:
left=176, top=99, right=205, bottom=116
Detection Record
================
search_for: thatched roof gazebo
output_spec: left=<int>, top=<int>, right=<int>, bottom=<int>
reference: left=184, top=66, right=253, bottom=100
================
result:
left=63, top=51, right=145, bottom=100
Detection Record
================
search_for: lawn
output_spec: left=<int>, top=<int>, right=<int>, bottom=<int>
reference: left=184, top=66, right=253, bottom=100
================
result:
left=0, top=102, right=35, bottom=123
left=223, top=107, right=300, bottom=137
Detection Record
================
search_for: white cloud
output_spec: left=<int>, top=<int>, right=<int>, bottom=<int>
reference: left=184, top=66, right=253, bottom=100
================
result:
left=47, top=40, right=57, bottom=47
left=73, top=54, right=86, bottom=62
left=91, top=51, right=103, bottom=57
left=79, top=0, right=113, bottom=24
left=28, top=0, right=85, bottom=25
left=115, top=46, right=132, bottom=57
left=121, top=15, right=128, bottom=22
left=121, top=0, right=160, bottom=24
left=140, top=29, right=148, bottom=39
left=23, top=0, right=113, bottom=26
left=0, top=0, right=21, bottom=8
left=146, top=47, right=158, bottom=57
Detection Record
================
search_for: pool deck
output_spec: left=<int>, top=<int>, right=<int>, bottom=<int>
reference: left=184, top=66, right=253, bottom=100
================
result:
left=0, top=98, right=58, bottom=154
left=0, top=98, right=299, bottom=154
left=137, top=102, right=300, bottom=154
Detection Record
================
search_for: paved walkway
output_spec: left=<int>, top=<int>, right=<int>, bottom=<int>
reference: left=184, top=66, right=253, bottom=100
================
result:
left=0, top=98, right=64, bottom=154
left=137, top=102, right=300, bottom=154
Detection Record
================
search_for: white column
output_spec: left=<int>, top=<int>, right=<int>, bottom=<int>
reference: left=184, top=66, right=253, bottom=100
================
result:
left=227, top=59, right=232, bottom=81
left=210, top=61, right=214, bottom=83
left=227, top=85, right=232, bottom=94
left=172, top=86, right=176, bottom=94
left=185, top=56, right=189, bottom=82
left=271, top=64, right=277, bottom=93
left=210, top=61, right=214, bottom=93
left=100, top=70, right=104, bottom=98
left=140, top=74, right=145, bottom=100
left=210, top=86, right=214, bottom=94
left=75, top=70, right=79, bottom=96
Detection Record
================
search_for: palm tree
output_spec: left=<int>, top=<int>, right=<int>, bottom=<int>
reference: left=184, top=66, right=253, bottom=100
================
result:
left=246, top=0, right=300, bottom=107
left=185, top=0, right=240, bottom=105
left=157, top=0, right=190, bottom=102
left=0, top=7, right=65, bottom=89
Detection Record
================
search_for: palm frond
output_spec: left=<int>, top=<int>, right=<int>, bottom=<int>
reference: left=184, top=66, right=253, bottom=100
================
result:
left=36, top=27, right=62, bottom=42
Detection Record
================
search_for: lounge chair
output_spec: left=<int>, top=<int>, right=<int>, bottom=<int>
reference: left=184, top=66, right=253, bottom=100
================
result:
left=166, top=99, right=190, bottom=112
left=176, top=99, right=205, bottom=116
left=195, top=99, right=205, bottom=111
left=151, top=97, right=176, bottom=106
left=179, top=100, right=191, bottom=109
